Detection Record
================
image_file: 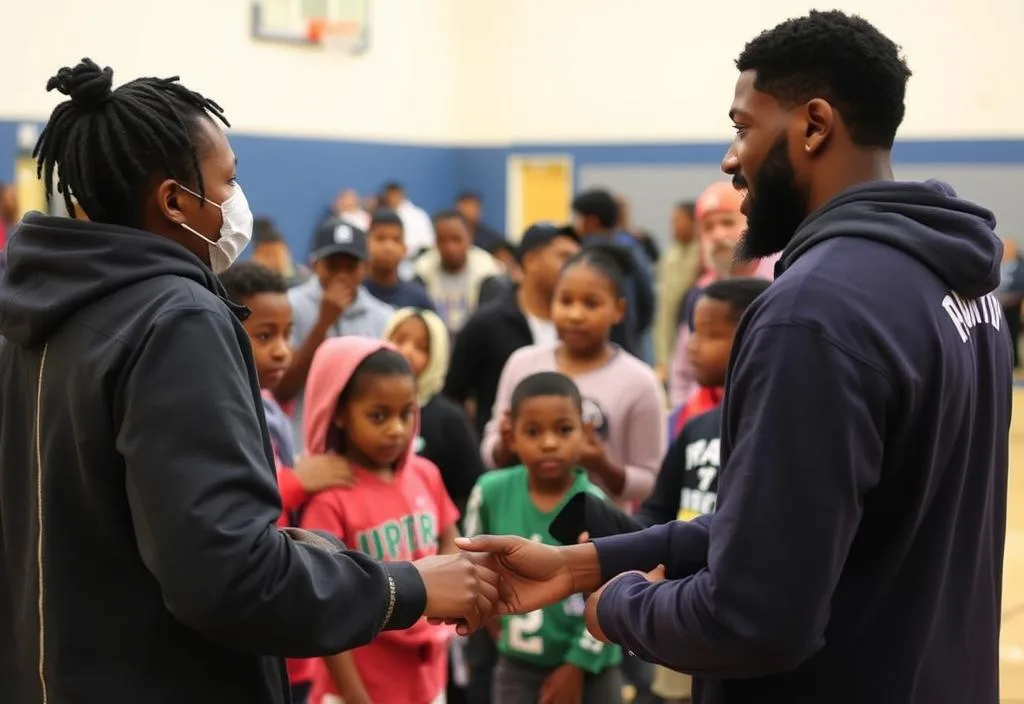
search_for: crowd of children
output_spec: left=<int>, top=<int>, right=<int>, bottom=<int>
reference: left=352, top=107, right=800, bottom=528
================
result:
left=220, top=176, right=775, bottom=704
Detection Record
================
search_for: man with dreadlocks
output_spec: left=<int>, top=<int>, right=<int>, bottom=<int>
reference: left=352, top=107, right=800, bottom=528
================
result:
left=0, top=59, right=501, bottom=704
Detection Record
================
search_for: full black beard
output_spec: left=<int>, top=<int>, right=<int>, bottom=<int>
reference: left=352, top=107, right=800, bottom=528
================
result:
left=735, top=134, right=809, bottom=262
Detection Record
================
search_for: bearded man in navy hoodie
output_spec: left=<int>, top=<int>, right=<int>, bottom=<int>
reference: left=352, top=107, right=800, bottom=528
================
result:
left=459, top=10, right=1011, bottom=704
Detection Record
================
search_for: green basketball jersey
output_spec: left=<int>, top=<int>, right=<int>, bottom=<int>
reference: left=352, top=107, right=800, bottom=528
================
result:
left=463, top=466, right=622, bottom=673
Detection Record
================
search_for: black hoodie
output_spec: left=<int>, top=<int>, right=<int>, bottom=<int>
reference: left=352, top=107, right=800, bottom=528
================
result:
left=0, top=214, right=428, bottom=704
left=590, top=181, right=1011, bottom=703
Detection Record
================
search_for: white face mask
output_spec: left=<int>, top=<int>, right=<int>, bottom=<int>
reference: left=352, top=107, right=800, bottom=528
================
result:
left=178, top=183, right=254, bottom=273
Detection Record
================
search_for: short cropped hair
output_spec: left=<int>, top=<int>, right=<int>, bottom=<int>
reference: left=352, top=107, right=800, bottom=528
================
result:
left=370, top=208, right=404, bottom=230
left=510, top=371, right=583, bottom=419
left=735, top=10, right=911, bottom=149
left=701, top=277, right=771, bottom=323
left=253, top=217, right=285, bottom=245
left=571, top=189, right=619, bottom=229
left=219, top=262, right=288, bottom=305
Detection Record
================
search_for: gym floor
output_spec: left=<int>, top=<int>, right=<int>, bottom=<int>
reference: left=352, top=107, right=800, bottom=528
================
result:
left=1001, top=388, right=1024, bottom=701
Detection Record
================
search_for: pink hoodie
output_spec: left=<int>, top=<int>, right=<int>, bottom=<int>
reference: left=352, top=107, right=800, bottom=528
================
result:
left=299, top=336, right=458, bottom=704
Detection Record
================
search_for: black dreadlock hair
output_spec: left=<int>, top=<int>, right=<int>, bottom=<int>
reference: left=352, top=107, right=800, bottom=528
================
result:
left=33, top=58, right=229, bottom=229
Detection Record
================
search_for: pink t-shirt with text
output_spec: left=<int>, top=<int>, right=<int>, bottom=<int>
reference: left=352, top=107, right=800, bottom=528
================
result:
left=301, top=457, right=459, bottom=704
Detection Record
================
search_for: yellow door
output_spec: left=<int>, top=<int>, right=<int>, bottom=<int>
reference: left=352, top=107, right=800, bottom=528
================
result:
left=14, top=155, right=46, bottom=219
left=510, top=157, right=572, bottom=241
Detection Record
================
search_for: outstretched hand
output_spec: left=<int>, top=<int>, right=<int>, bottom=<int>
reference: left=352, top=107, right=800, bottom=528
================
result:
left=413, top=553, right=501, bottom=635
left=453, top=535, right=598, bottom=617
left=583, top=563, right=666, bottom=643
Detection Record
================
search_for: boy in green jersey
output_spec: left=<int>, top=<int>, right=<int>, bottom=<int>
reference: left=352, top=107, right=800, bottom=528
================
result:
left=464, top=371, right=623, bottom=704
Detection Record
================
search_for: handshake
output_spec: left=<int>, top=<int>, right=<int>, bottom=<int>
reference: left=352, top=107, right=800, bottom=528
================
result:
left=409, top=535, right=604, bottom=636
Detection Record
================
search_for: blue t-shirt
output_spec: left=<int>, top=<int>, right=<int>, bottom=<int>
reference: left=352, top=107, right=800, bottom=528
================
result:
left=363, top=278, right=436, bottom=312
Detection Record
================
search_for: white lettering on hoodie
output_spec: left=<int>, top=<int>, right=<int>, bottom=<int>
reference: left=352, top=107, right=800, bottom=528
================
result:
left=941, top=291, right=1001, bottom=343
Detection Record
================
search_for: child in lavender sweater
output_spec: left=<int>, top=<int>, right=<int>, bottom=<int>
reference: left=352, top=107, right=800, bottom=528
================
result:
left=481, top=243, right=666, bottom=509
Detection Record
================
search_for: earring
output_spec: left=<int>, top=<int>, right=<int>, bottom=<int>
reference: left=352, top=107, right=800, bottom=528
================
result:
left=805, top=144, right=812, bottom=152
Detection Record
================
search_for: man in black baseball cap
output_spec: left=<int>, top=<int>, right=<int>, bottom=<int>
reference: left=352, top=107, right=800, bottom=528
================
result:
left=274, top=217, right=395, bottom=443
left=310, top=216, right=370, bottom=262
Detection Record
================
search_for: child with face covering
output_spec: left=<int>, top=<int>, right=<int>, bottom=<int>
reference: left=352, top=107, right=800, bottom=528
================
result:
left=385, top=308, right=484, bottom=518
left=298, top=337, right=460, bottom=704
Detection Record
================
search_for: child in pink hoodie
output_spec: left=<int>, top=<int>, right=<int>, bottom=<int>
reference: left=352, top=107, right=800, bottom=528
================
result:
left=220, top=262, right=355, bottom=703
left=299, top=336, right=459, bottom=704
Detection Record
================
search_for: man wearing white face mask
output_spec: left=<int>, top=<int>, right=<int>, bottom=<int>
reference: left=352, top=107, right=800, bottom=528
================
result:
left=0, top=60, right=502, bottom=704
left=176, top=181, right=254, bottom=273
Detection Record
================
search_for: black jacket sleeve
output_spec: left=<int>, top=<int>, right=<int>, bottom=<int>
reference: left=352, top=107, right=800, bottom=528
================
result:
left=635, top=432, right=687, bottom=527
left=443, top=314, right=483, bottom=403
left=477, top=276, right=510, bottom=308
left=115, top=307, right=426, bottom=658
left=436, top=400, right=485, bottom=505
left=631, top=249, right=656, bottom=333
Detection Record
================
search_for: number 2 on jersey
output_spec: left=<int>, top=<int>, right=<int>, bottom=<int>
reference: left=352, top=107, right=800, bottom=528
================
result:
left=507, top=609, right=544, bottom=655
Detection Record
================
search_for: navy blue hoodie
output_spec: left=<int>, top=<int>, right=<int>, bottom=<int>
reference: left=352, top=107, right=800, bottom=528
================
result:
left=592, top=180, right=1011, bottom=703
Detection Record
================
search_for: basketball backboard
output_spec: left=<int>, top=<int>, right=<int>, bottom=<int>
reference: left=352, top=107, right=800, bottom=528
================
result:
left=251, top=0, right=370, bottom=54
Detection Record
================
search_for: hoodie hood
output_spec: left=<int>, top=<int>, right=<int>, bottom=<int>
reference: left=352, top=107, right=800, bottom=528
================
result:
left=779, top=180, right=1001, bottom=299
left=302, top=336, right=420, bottom=471
left=383, top=307, right=449, bottom=406
left=0, top=213, right=233, bottom=346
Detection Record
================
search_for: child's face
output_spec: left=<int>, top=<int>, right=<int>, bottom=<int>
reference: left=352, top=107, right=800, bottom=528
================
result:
left=334, top=374, right=417, bottom=469
left=687, top=297, right=737, bottom=388
left=435, top=218, right=471, bottom=272
left=368, top=223, right=406, bottom=275
left=241, top=292, right=293, bottom=390
left=511, top=395, right=583, bottom=483
left=251, top=241, right=291, bottom=276
left=552, top=264, right=625, bottom=357
left=389, top=316, right=430, bottom=379
left=315, top=253, right=365, bottom=293
left=522, top=237, right=580, bottom=297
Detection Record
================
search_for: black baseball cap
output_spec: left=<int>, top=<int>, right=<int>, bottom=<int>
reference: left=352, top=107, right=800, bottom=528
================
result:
left=311, top=218, right=368, bottom=261
left=516, top=223, right=579, bottom=262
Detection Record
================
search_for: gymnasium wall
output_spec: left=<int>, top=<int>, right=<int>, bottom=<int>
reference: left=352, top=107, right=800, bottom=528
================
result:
left=0, top=0, right=460, bottom=141
left=2, top=0, right=1023, bottom=256
left=453, top=0, right=1023, bottom=143
left=0, top=0, right=461, bottom=254
left=0, top=120, right=454, bottom=257
left=453, top=0, right=1024, bottom=240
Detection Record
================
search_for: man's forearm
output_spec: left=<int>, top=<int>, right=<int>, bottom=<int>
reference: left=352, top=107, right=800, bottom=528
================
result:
left=563, top=542, right=604, bottom=594
left=559, top=520, right=709, bottom=598
left=591, top=517, right=712, bottom=582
